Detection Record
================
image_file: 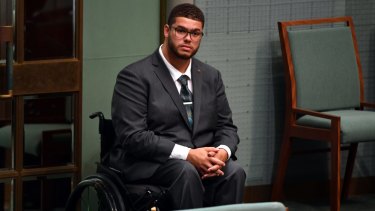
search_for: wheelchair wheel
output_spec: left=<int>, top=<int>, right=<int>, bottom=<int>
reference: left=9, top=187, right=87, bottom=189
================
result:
left=65, top=174, right=126, bottom=211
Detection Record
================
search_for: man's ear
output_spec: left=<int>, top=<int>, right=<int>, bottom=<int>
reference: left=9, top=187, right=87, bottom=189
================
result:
left=163, top=24, right=170, bottom=38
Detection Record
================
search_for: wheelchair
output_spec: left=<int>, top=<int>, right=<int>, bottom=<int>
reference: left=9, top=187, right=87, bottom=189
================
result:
left=65, top=112, right=167, bottom=211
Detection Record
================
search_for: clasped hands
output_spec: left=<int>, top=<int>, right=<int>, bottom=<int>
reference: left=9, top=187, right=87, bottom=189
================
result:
left=187, top=147, right=228, bottom=179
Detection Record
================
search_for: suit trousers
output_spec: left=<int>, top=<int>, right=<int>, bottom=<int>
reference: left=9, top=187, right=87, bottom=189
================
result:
left=143, top=159, right=246, bottom=210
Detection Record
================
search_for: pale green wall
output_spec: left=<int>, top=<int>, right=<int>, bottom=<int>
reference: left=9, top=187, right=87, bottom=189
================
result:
left=82, top=0, right=160, bottom=177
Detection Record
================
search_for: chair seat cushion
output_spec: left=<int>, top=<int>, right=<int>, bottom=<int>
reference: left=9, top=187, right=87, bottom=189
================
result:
left=297, top=109, right=375, bottom=144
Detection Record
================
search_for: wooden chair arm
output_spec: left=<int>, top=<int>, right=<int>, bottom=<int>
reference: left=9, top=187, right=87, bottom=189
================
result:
left=292, top=107, right=340, bottom=121
left=291, top=108, right=341, bottom=139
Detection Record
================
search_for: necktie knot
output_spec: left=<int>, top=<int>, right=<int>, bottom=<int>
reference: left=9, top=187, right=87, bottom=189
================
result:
left=178, top=75, right=189, bottom=86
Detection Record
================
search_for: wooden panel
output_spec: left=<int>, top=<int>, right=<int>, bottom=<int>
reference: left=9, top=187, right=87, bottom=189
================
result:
left=0, top=98, right=11, bottom=125
left=243, top=176, right=375, bottom=202
left=41, top=129, right=72, bottom=167
left=0, top=26, right=13, bottom=42
left=24, top=96, right=69, bottom=123
left=13, top=59, right=81, bottom=95
left=21, top=165, right=78, bottom=177
left=24, top=1, right=74, bottom=61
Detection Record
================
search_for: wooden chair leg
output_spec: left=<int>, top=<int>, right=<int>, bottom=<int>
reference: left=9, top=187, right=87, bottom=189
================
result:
left=341, top=143, right=358, bottom=200
left=271, top=132, right=292, bottom=201
left=331, top=138, right=341, bottom=211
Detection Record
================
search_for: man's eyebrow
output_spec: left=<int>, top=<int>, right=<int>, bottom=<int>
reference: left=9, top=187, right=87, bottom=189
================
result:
left=175, top=26, right=202, bottom=31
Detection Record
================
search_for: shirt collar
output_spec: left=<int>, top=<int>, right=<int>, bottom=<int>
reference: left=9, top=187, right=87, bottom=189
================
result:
left=159, top=45, right=192, bottom=82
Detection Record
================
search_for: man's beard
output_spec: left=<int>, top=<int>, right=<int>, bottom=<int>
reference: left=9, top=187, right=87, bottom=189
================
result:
left=168, top=36, right=199, bottom=60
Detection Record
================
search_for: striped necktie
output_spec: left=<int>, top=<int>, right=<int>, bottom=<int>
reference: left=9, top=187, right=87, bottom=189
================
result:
left=178, top=75, right=193, bottom=128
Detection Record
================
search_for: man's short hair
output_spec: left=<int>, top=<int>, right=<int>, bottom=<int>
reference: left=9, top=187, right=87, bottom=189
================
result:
left=167, top=3, right=205, bottom=28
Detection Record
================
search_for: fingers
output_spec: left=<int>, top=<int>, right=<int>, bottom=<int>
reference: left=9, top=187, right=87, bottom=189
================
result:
left=207, top=165, right=219, bottom=172
left=207, top=151, right=216, bottom=157
left=203, top=157, right=224, bottom=173
left=207, top=163, right=223, bottom=172
left=204, top=162, right=225, bottom=179
left=187, top=147, right=226, bottom=179
left=209, top=156, right=225, bottom=167
left=206, top=148, right=228, bottom=163
left=201, top=173, right=216, bottom=179
left=202, top=154, right=225, bottom=174
left=203, top=147, right=220, bottom=153
left=201, top=169, right=224, bottom=179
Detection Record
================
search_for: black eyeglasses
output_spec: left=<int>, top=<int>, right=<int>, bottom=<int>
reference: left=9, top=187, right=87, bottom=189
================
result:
left=171, top=26, right=204, bottom=40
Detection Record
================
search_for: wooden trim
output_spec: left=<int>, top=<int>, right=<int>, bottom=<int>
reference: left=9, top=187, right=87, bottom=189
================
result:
left=245, top=176, right=375, bottom=203
left=244, top=185, right=272, bottom=203
left=291, top=125, right=332, bottom=141
left=342, top=143, right=358, bottom=199
left=277, top=21, right=296, bottom=110
left=15, top=176, right=22, bottom=211
left=0, top=26, right=13, bottom=42
left=361, top=102, right=375, bottom=109
left=347, top=17, right=365, bottom=102
left=13, top=59, right=81, bottom=95
left=0, top=170, right=18, bottom=179
left=21, top=165, right=78, bottom=177
left=16, top=0, right=24, bottom=62
left=279, top=16, right=351, bottom=27
left=3, top=182, right=11, bottom=210
left=73, top=91, right=82, bottom=185
left=14, top=96, right=24, bottom=211
left=76, top=0, right=83, bottom=61
left=330, top=118, right=341, bottom=211
left=14, top=96, right=24, bottom=171
left=160, top=0, right=167, bottom=44
left=0, top=26, right=14, bottom=98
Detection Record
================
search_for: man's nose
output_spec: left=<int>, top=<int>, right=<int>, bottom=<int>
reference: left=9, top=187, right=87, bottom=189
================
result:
left=184, top=33, right=193, bottom=42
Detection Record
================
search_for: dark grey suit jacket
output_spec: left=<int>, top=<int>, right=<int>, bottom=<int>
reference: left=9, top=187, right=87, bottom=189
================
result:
left=109, top=49, right=239, bottom=182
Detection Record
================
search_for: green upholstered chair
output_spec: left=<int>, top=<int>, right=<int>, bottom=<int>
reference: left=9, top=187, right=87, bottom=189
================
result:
left=177, top=202, right=286, bottom=211
left=271, top=16, right=375, bottom=211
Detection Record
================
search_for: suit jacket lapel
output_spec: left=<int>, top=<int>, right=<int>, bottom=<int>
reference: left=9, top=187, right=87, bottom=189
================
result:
left=191, top=59, right=202, bottom=134
left=151, top=51, right=192, bottom=130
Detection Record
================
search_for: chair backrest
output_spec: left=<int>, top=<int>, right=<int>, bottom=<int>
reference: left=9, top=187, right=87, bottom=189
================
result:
left=90, top=112, right=116, bottom=165
left=99, top=118, right=116, bottom=164
left=278, top=17, right=364, bottom=111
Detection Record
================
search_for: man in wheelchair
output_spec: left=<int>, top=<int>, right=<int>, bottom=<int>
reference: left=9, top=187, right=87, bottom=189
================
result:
left=110, top=3, right=246, bottom=210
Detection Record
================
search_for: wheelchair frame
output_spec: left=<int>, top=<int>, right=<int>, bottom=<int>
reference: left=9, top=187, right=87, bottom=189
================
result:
left=65, top=112, right=166, bottom=211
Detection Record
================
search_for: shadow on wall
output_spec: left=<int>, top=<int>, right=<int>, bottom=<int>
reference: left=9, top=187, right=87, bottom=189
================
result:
left=345, top=0, right=375, bottom=180
left=268, top=35, right=331, bottom=185
left=248, top=36, right=286, bottom=185
left=269, top=39, right=285, bottom=180
left=354, top=26, right=375, bottom=178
